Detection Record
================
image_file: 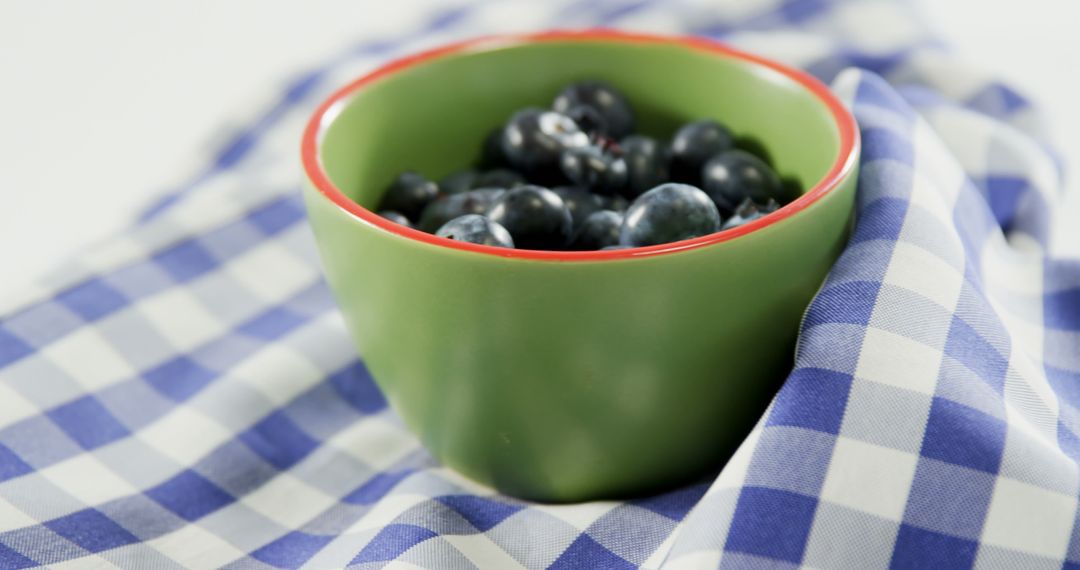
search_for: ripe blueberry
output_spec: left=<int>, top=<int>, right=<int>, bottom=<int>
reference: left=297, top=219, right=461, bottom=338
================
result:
left=619, top=183, right=721, bottom=247
left=553, top=81, right=635, bottom=139
left=721, top=198, right=780, bottom=230
left=606, top=194, right=630, bottom=213
left=377, top=210, right=412, bottom=227
left=734, top=135, right=774, bottom=167
left=475, top=168, right=525, bottom=189
left=553, top=186, right=606, bottom=232
left=563, top=104, right=608, bottom=138
left=501, top=108, right=589, bottom=175
left=480, top=128, right=509, bottom=168
left=559, top=146, right=627, bottom=195
left=419, top=188, right=505, bottom=232
left=573, top=210, right=624, bottom=250
left=669, top=120, right=734, bottom=183
left=702, top=149, right=781, bottom=212
left=486, top=185, right=573, bottom=250
left=439, top=169, right=479, bottom=195
left=436, top=214, right=515, bottom=248
left=619, top=135, right=669, bottom=199
left=380, top=171, right=439, bottom=220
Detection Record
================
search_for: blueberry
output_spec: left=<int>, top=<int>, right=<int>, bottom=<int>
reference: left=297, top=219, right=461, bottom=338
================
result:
left=563, top=104, right=608, bottom=138
left=380, top=172, right=439, bottom=220
left=619, top=135, right=669, bottom=199
left=439, top=169, right=479, bottom=195
left=721, top=198, right=780, bottom=230
left=606, top=194, right=630, bottom=213
left=475, top=168, right=526, bottom=189
left=441, top=169, right=524, bottom=195
left=573, top=210, right=623, bottom=250
left=553, top=81, right=635, bottom=139
left=669, top=120, right=734, bottom=183
left=378, top=210, right=412, bottom=227
left=553, top=186, right=605, bottom=232
left=780, top=175, right=803, bottom=202
left=419, top=188, right=505, bottom=232
left=501, top=108, right=589, bottom=175
left=593, top=134, right=621, bottom=154
left=619, top=183, right=721, bottom=247
left=734, top=135, right=774, bottom=167
left=701, top=149, right=781, bottom=212
left=480, top=128, right=509, bottom=168
left=436, top=214, right=515, bottom=248
left=559, top=146, right=627, bottom=195
left=486, top=185, right=573, bottom=250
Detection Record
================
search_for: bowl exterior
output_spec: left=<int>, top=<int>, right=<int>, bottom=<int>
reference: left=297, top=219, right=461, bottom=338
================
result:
left=302, top=160, right=856, bottom=502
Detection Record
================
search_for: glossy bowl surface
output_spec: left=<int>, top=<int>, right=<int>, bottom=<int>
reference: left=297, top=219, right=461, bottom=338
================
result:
left=302, top=29, right=859, bottom=502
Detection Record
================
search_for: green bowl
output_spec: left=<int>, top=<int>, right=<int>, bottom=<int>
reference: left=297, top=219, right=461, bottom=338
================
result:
left=300, top=30, right=859, bottom=502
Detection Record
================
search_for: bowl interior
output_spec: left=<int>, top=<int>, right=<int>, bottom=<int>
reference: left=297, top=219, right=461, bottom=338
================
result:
left=319, top=37, right=842, bottom=213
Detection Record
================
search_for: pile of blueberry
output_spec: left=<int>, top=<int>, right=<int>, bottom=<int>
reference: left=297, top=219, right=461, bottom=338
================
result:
left=377, top=81, right=793, bottom=251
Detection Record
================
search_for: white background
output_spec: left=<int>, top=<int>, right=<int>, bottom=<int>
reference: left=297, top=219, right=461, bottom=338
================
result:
left=1, top=1, right=1078, bottom=300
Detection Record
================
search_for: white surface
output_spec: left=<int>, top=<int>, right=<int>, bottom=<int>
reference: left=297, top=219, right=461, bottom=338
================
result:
left=1, top=1, right=1078, bottom=301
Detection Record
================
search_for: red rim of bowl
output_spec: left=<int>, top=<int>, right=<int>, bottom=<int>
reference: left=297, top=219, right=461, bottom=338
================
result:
left=301, top=29, right=859, bottom=261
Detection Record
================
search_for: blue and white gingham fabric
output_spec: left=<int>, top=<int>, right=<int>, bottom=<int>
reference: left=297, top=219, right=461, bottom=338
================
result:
left=2, top=0, right=1078, bottom=568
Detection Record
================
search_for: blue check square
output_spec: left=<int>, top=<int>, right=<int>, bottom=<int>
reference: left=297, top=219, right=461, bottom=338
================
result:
left=248, top=197, right=306, bottom=236
left=45, top=509, right=139, bottom=553
left=344, top=470, right=416, bottom=505
left=47, top=396, right=131, bottom=450
left=920, top=397, right=1005, bottom=474
left=146, top=470, right=234, bottom=521
left=435, top=495, right=523, bottom=532
left=153, top=240, right=219, bottom=283
left=351, top=524, right=437, bottom=564
left=0, top=327, right=34, bottom=368
left=0, top=444, right=32, bottom=483
left=239, top=411, right=319, bottom=470
left=55, top=279, right=128, bottom=322
left=0, top=543, right=35, bottom=570
left=252, top=531, right=333, bottom=568
left=549, top=534, right=635, bottom=570
left=143, top=356, right=217, bottom=402
left=767, top=368, right=852, bottom=434
left=892, top=524, right=978, bottom=569
left=725, top=487, right=817, bottom=563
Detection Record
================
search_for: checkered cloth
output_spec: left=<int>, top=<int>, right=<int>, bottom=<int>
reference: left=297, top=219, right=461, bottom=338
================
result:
left=1, top=0, right=1077, bottom=568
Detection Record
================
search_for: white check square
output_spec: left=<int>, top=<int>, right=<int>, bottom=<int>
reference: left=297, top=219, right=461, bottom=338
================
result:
left=0, top=494, right=37, bottom=533
left=443, top=533, right=529, bottom=569
left=148, top=522, right=247, bottom=568
left=39, top=454, right=139, bottom=507
left=883, top=241, right=964, bottom=311
left=136, top=288, right=224, bottom=352
left=231, top=344, right=323, bottom=407
left=820, top=436, right=918, bottom=521
left=345, top=493, right=431, bottom=535
left=535, top=501, right=620, bottom=532
left=0, top=382, right=39, bottom=430
left=137, top=406, right=232, bottom=467
left=242, top=472, right=337, bottom=528
left=981, top=477, right=1076, bottom=558
left=855, top=327, right=943, bottom=395
left=330, top=416, right=420, bottom=471
left=225, top=239, right=316, bottom=304
left=40, top=327, right=137, bottom=393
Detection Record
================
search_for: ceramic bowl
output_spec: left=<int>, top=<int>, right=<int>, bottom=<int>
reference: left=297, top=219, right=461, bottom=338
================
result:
left=301, top=29, right=859, bottom=502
